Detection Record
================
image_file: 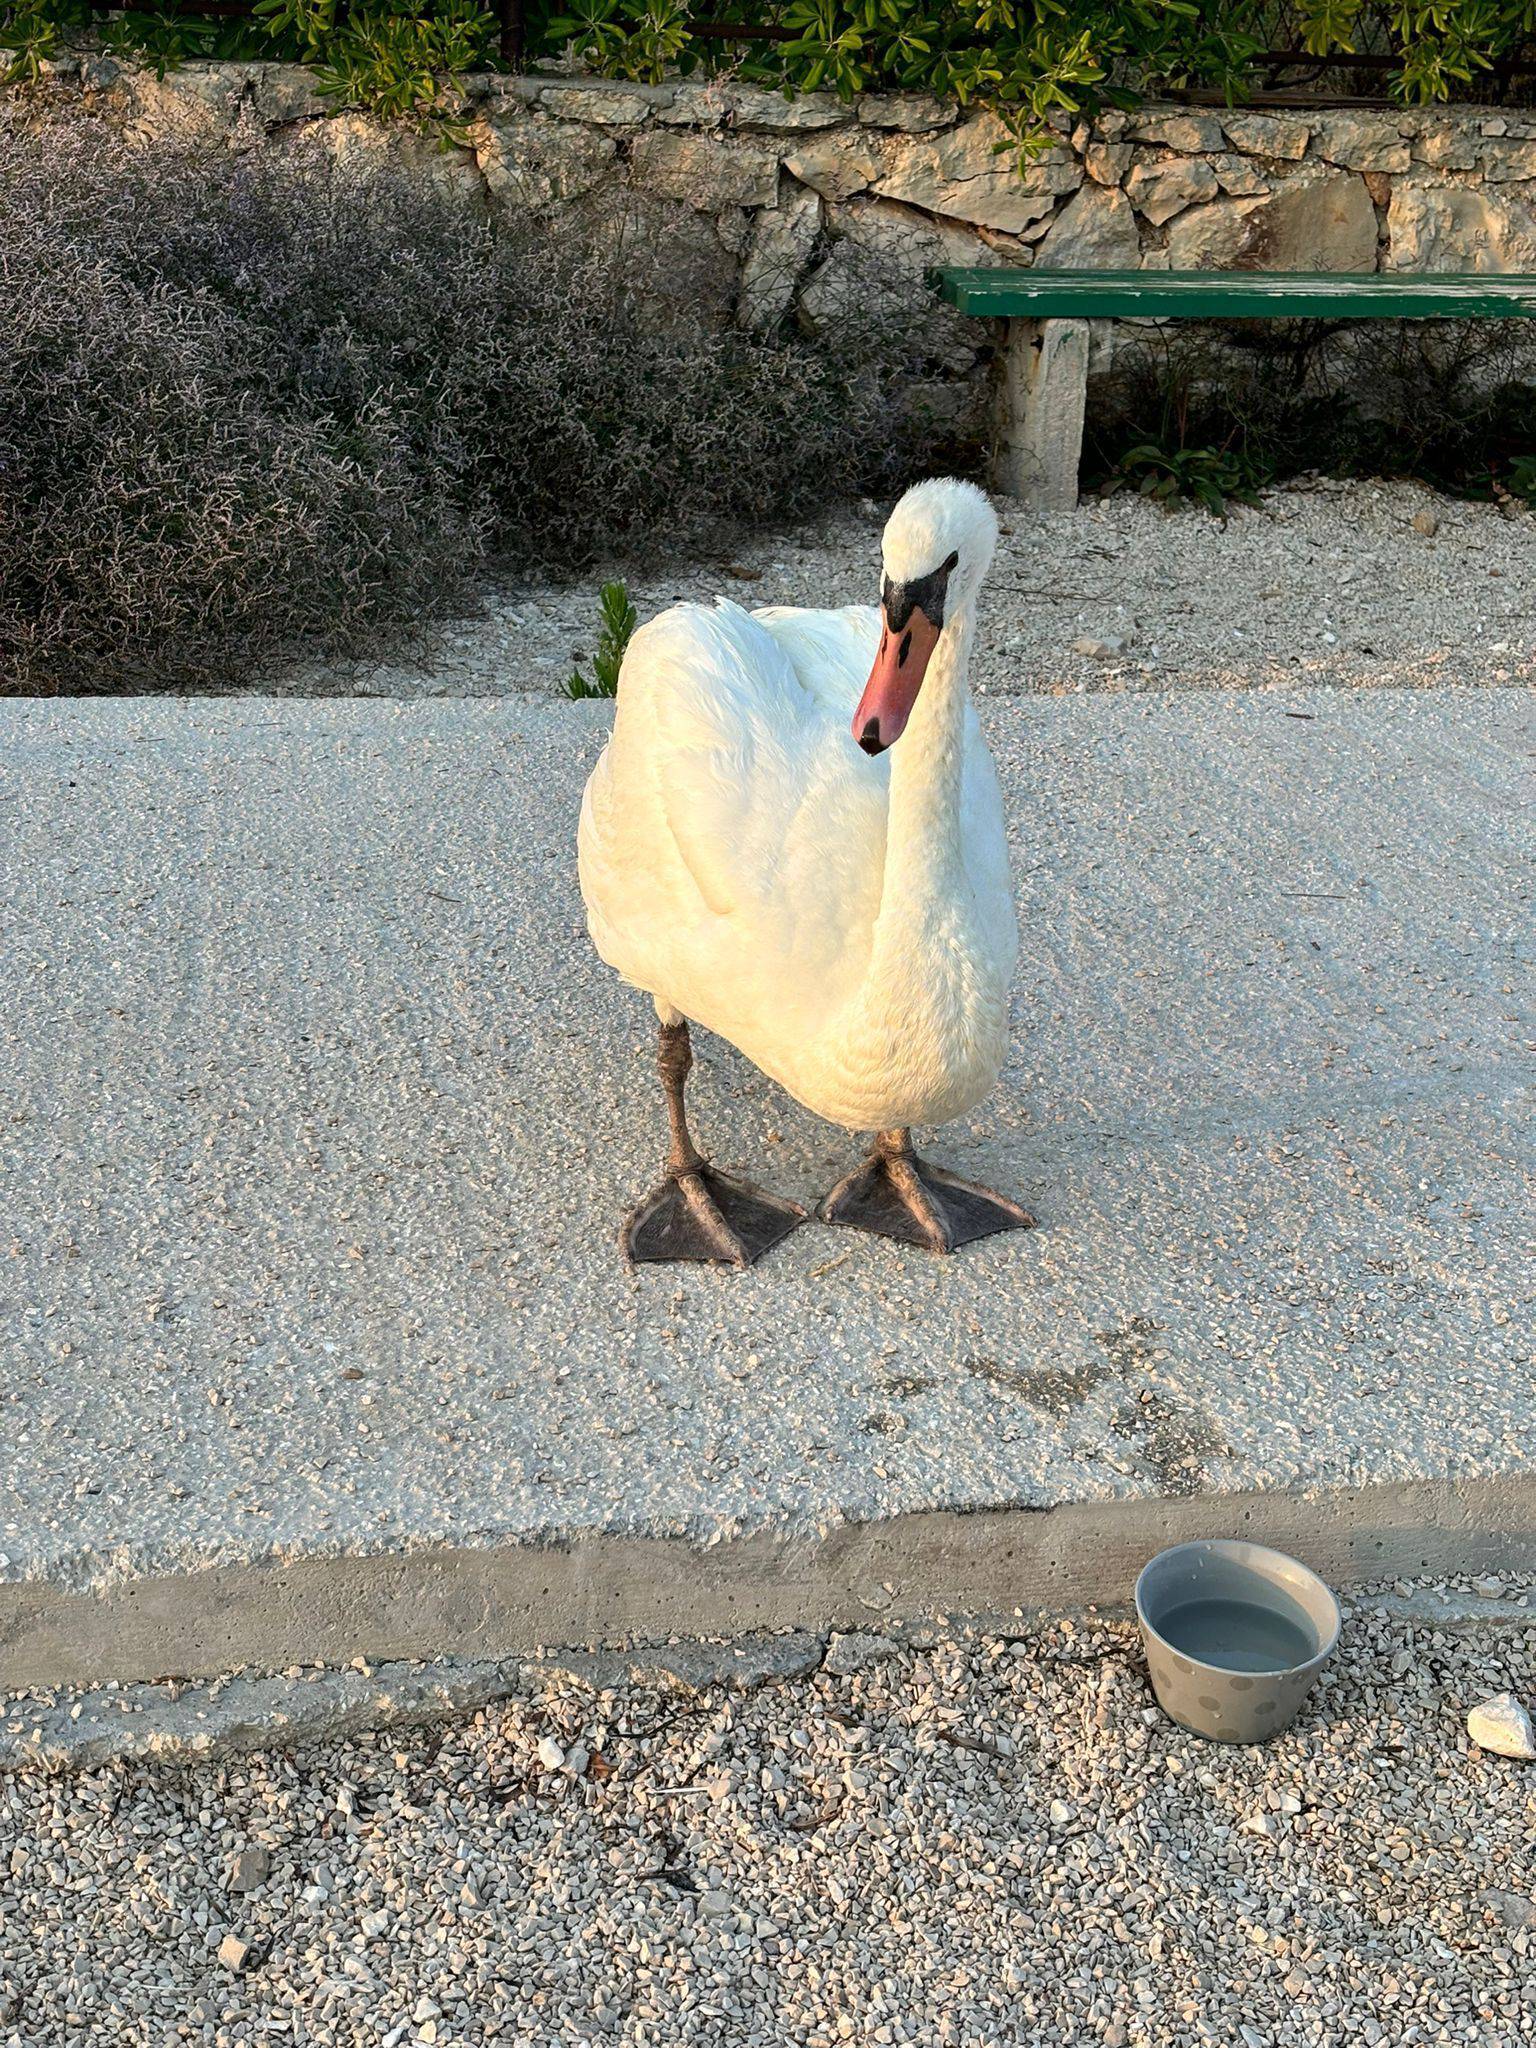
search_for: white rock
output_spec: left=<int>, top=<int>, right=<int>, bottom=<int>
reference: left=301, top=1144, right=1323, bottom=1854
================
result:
left=1072, top=634, right=1129, bottom=660
left=473, top=111, right=615, bottom=213
left=876, top=115, right=1076, bottom=235
left=1127, top=112, right=1223, bottom=153
left=1388, top=182, right=1536, bottom=272
left=1467, top=1692, right=1536, bottom=1759
left=1168, top=172, right=1376, bottom=273
left=823, top=1630, right=900, bottom=1677
left=783, top=131, right=885, bottom=203
left=630, top=131, right=781, bottom=211
left=1222, top=112, right=1310, bottom=160
left=737, top=181, right=821, bottom=332
left=536, top=1735, right=566, bottom=1770
left=216, top=1932, right=254, bottom=1972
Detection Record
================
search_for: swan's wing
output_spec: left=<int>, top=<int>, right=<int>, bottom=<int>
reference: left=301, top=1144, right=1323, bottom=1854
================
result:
left=750, top=603, right=880, bottom=722
left=579, top=599, right=888, bottom=1024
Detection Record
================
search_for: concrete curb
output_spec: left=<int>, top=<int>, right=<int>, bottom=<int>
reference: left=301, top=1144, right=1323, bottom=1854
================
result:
left=6, top=1472, right=1534, bottom=1695
left=8, top=1581, right=1532, bottom=1777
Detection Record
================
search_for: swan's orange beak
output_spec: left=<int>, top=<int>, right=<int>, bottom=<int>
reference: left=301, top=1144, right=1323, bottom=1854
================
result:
left=853, top=603, right=942, bottom=757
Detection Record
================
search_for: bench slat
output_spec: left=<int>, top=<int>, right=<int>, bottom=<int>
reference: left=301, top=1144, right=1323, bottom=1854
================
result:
left=940, top=267, right=1536, bottom=320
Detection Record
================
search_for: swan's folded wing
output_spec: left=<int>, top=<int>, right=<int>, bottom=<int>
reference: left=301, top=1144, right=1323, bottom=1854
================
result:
left=751, top=603, right=881, bottom=722
left=614, top=602, right=806, bottom=923
left=618, top=601, right=887, bottom=962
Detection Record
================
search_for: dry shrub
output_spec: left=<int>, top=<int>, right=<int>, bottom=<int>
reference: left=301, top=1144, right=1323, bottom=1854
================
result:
left=0, top=116, right=979, bottom=695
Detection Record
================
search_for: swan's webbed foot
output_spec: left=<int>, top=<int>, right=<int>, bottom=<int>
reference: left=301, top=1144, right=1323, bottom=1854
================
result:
left=623, top=1165, right=805, bottom=1269
left=623, top=1016, right=804, bottom=1268
left=819, top=1129, right=1034, bottom=1254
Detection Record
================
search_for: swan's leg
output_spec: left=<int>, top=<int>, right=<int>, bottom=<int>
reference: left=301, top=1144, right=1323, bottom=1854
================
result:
left=622, top=1019, right=805, bottom=1269
left=820, top=1128, right=1034, bottom=1254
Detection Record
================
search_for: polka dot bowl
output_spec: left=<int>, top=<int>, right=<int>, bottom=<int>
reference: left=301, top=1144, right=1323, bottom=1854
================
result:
left=1134, top=1538, right=1341, bottom=1745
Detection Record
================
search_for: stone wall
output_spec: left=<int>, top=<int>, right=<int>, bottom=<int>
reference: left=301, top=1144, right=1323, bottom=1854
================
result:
left=20, top=56, right=1536, bottom=355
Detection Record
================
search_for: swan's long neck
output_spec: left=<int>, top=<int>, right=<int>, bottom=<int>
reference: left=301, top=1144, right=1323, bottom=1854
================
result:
left=871, top=599, right=973, bottom=960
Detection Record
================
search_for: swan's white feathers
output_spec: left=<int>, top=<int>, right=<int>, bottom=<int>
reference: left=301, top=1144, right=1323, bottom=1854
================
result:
left=579, top=600, right=889, bottom=1048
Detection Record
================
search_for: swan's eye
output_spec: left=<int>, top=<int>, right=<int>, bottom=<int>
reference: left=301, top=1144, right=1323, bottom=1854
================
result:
left=883, top=549, right=960, bottom=633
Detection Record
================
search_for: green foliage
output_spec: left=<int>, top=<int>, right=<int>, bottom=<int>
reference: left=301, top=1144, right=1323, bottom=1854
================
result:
left=0, top=0, right=87, bottom=83
left=565, top=580, right=638, bottom=699
left=1105, top=438, right=1266, bottom=515
left=530, top=3, right=1536, bottom=157
left=308, top=0, right=494, bottom=127
left=9, top=4, right=1536, bottom=145
left=1504, top=451, right=1536, bottom=500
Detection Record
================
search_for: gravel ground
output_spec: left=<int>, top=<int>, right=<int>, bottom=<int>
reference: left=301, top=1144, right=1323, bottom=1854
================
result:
left=4, top=1583, right=1536, bottom=2048
left=264, top=479, right=1536, bottom=703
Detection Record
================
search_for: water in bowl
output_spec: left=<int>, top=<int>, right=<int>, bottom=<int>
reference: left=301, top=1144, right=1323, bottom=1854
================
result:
left=1155, top=1596, right=1316, bottom=1673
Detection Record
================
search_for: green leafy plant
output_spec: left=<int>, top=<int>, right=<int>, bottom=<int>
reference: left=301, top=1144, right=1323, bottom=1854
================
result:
left=1105, top=438, right=1265, bottom=515
left=0, top=0, right=88, bottom=83
left=11, top=4, right=1536, bottom=154
left=1504, top=452, right=1536, bottom=500
left=566, top=580, right=638, bottom=699
left=308, top=0, right=494, bottom=127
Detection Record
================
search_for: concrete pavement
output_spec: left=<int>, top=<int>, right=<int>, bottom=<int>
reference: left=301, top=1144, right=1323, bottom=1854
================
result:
left=1, top=689, right=1532, bottom=1685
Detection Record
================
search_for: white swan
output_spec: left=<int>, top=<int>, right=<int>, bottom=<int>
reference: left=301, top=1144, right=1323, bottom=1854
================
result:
left=577, top=477, right=1032, bottom=1265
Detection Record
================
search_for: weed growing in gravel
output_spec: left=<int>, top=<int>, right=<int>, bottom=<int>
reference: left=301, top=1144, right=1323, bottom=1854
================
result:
left=0, top=119, right=974, bottom=696
left=565, top=582, right=637, bottom=701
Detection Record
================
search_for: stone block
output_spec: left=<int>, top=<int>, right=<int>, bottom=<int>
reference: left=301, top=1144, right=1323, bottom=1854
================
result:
left=738, top=179, right=821, bottom=331
left=858, top=94, right=956, bottom=133
left=473, top=111, right=616, bottom=211
left=1222, top=112, right=1311, bottom=161
left=1084, top=143, right=1132, bottom=187
left=1128, top=111, right=1224, bottom=154
left=876, top=115, right=1077, bottom=237
left=785, top=130, right=886, bottom=203
left=1481, top=139, right=1536, bottom=183
left=1388, top=182, right=1536, bottom=271
left=1034, top=184, right=1139, bottom=269
left=799, top=199, right=997, bottom=371
left=1125, top=156, right=1219, bottom=226
left=1310, top=112, right=1412, bottom=174
left=539, top=82, right=666, bottom=126
left=1166, top=172, right=1377, bottom=272
left=630, top=130, right=782, bottom=211
left=1211, top=154, right=1269, bottom=198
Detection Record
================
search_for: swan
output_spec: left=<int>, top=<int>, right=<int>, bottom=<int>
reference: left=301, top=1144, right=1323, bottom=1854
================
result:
left=577, top=476, right=1033, bottom=1266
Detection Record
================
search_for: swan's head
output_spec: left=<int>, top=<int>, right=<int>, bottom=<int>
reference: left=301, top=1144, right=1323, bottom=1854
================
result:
left=853, top=477, right=998, bottom=757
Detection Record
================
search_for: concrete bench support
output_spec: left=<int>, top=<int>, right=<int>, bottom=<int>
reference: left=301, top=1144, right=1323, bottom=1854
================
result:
left=991, top=316, right=1090, bottom=512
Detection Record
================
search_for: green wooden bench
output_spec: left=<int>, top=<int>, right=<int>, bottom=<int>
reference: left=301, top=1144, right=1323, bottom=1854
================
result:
left=938, top=267, right=1536, bottom=512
